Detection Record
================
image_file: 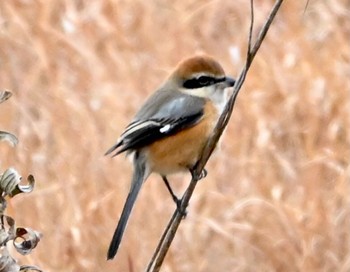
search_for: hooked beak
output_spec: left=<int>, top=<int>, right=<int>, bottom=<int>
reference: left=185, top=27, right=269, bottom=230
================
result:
left=224, top=76, right=235, bottom=87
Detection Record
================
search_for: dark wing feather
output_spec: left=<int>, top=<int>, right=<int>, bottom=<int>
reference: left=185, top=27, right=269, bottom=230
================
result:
left=105, top=89, right=205, bottom=156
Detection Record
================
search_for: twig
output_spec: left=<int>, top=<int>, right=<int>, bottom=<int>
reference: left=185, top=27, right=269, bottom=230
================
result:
left=146, top=0, right=284, bottom=271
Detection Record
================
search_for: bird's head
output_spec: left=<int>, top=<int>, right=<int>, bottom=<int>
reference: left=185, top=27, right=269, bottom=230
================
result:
left=167, top=55, right=235, bottom=104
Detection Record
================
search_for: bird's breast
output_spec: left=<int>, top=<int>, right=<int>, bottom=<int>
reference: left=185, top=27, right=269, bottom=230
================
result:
left=145, top=100, right=219, bottom=175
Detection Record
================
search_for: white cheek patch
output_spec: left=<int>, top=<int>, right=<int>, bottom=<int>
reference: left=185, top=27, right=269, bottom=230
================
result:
left=181, top=85, right=229, bottom=114
left=180, top=87, right=210, bottom=98
left=160, top=124, right=171, bottom=133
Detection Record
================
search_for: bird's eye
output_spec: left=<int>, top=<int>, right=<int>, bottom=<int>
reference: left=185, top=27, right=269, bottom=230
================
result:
left=183, top=76, right=215, bottom=89
left=197, top=76, right=211, bottom=86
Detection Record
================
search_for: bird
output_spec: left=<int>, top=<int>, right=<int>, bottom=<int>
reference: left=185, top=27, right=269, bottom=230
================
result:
left=105, top=54, right=235, bottom=260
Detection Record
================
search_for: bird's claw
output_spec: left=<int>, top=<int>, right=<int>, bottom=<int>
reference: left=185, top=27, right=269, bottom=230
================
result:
left=189, top=167, right=208, bottom=181
left=198, top=169, right=207, bottom=180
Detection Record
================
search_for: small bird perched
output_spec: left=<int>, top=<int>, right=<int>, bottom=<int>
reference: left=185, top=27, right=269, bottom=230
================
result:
left=105, top=55, right=235, bottom=260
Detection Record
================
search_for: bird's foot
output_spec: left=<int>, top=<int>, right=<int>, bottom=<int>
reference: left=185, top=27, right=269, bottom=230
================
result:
left=189, top=167, right=208, bottom=181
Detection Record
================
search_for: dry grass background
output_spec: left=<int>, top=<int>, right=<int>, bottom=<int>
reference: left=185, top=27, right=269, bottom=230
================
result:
left=0, top=0, right=349, bottom=271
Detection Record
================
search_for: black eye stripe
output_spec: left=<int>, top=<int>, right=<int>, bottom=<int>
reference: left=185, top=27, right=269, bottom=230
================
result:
left=183, top=76, right=226, bottom=89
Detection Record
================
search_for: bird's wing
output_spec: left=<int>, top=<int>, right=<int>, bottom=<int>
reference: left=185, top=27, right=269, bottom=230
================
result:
left=105, top=89, right=206, bottom=156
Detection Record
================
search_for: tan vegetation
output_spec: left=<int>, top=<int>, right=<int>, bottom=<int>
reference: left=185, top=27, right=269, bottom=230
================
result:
left=0, top=0, right=349, bottom=271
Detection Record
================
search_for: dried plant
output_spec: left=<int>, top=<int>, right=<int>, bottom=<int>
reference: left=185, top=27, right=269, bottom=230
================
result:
left=0, top=0, right=349, bottom=271
left=0, top=91, right=42, bottom=272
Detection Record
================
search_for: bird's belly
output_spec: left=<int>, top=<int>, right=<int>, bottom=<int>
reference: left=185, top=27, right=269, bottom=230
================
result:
left=145, top=102, right=218, bottom=175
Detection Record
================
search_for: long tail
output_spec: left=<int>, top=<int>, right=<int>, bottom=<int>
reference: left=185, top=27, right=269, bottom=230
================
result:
left=107, top=158, right=147, bottom=260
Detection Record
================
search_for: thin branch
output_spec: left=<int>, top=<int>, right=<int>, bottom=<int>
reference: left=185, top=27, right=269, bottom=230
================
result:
left=248, top=0, right=283, bottom=68
left=303, top=0, right=310, bottom=17
left=146, top=1, right=284, bottom=271
left=146, top=211, right=177, bottom=268
left=248, top=0, right=254, bottom=58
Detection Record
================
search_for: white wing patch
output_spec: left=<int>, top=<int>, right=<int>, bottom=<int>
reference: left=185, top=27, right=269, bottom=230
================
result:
left=159, top=124, right=171, bottom=133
